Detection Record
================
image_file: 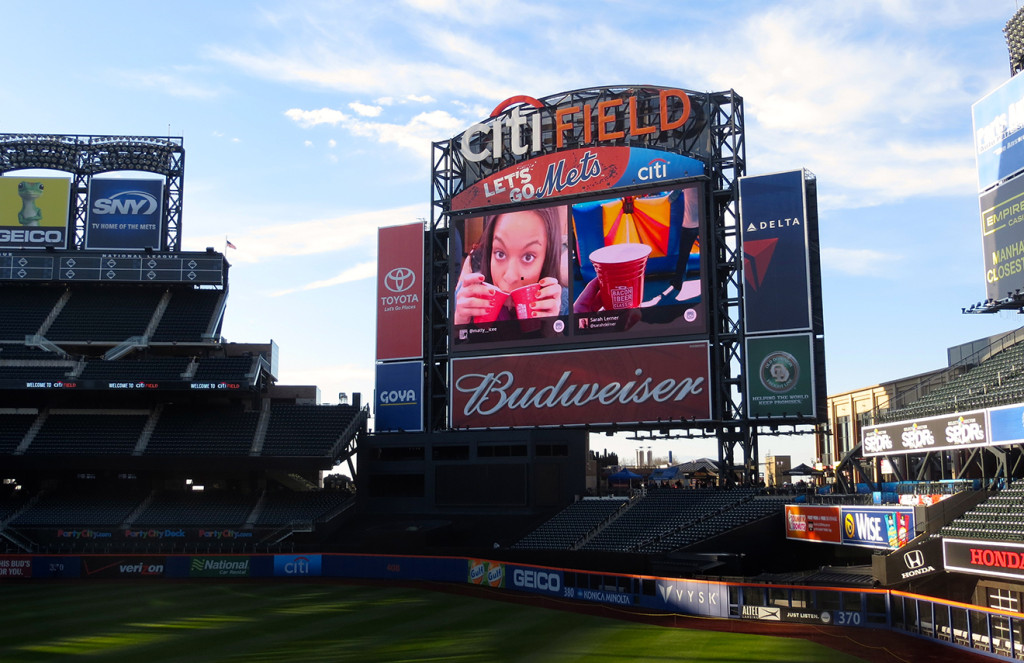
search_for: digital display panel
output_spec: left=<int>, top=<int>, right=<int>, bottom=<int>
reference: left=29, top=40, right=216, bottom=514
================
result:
left=450, top=181, right=707, bottom=354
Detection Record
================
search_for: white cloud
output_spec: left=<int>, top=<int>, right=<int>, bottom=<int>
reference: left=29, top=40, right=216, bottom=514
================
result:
left=270, top=261, right=377, bottom=296
left=114, top=68, right=226, bottom=99
left=284, top=107, right=465, bottom=158
left=184, top=203, right=427, bottom=263
left=820, top=247, right=896, bottom=276
left=349, top=102, right=383, bottom=117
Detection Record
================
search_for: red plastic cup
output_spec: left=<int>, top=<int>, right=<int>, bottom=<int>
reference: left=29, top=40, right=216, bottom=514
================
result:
left=510, top=283, right=542, bottom=319
left=589, top=243, right=651, bottom=310
left=472, top=284, right=509, bottom=323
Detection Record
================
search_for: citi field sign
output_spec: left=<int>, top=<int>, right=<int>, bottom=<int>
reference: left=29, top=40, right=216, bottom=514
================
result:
left=451, top=87, right=708, bottom=212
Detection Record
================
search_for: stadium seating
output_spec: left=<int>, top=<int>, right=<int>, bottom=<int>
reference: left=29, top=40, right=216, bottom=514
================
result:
left=145, top=405, right=258, bottom=455
left=260, top=404, right=360, bottom=456
left=882, top=343, right=1024, bottom=421
left=150, top=289, right=223, bottom=342
left=26, top=413, right=148, bottom=455
left=45, top=286, right=164, bottom=343
left=0, top=286, right=65, bottom=341
left=511, top=497, right=628, bottom=550
left=939, top=484, right=1024, bottom=543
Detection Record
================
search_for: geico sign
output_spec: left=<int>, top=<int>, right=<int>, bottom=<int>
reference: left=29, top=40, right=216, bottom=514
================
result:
left=0, top=229, right=62, bottom=244
left=513, top=568, right=560, bottom=592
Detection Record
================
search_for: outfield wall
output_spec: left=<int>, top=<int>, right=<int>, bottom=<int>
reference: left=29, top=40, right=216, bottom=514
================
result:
left=1, top=552, right=1019, bottom=661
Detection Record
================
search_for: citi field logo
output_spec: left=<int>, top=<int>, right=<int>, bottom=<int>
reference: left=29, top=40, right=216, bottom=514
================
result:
left=384, top=267, right=416, bottom=293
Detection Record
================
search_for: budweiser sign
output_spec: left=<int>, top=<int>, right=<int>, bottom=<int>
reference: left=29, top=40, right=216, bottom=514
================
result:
left=450, top=342, right=711, bottom=428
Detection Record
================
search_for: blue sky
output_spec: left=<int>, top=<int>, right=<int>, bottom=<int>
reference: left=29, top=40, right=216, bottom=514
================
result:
left=3, top=0, right=1023, bottom=468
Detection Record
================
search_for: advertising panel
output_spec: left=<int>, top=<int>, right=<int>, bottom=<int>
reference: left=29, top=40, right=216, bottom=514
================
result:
left=374, top=361, right=424, bottom=433
left=468, top=559, right=505, bottom=587
left=988, top=402, right=1024, bottom=446
left=0, top=176, right=70, bottom=249
left=0, top=556, right=32, bottom=579
left=376, top=223, right=424, bottom=361
left=189, top=556, right=251, bottom=578
left=450, top=341, right=711, bottom=429
left=944, top=538, right=1024, bottom=581
left=81, top=556, right=166, bottom=578
left=973, top=72, right=1024, bottom=191
left=85, top=177, right=164, bottom=250
left=841, top=507, right=914, bottom=550
left=452, top=146, right=704, bottom=212
left=451, top=87, right=709, bottom=202
left=745, top=334, right=816, bottom=418
left=508, top=565, right=563, bottom=596
left=273, top=554, right=321, bottom=577
left=655, top=578, right=729, bottom=617
left=873, top=536, right=943, bottom=585
left=739, top=170, right=812, bottom=334
left=451, top=183, right=706, bottom=354
left=979, top=173, right=1024, bottom=301
left=784, top=505, right=841, bottom=543
left=861, top=410, right=989, bottom=457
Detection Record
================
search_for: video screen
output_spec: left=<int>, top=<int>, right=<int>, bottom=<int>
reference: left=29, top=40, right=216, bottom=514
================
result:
left=450, top=181, right=707, bottom=354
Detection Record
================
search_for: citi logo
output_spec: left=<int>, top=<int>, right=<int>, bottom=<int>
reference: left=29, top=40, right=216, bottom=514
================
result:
left=904, top=550, right=925, bottom=570
left=384, top=267, right=416, bottom=293
left=92, top=190, right=159, bottom=215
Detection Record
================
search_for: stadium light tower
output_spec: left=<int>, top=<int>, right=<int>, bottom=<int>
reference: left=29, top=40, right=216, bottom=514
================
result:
left=1005, top=6, right=1024, bottom=75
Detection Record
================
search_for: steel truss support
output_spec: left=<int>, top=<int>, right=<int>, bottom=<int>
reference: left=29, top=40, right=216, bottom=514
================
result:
left=0, top=134, right=185, bottom=251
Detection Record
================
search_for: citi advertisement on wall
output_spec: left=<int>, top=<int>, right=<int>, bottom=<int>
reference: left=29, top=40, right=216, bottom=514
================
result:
left=374, top=361, right=424, bottom=433
left=0, top=176, right=71, bottom=249
left=745, top=334, right=815, bottom=418
left=450, top=341, right=711, bottom=429
left=376, top=223, right=424, bottom=361
left=85, top=177, right=164, bottom=250
left=274, top=554, right=321, bottom=577
left=739, top=169, right=812, bottom=334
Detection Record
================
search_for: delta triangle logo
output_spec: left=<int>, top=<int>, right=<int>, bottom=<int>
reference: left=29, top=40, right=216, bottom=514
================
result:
left=743, top=238, right=778, bottom=291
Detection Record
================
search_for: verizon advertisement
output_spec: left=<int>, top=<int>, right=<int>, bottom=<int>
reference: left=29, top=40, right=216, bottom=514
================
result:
left=376, top=223, right=424, bottom=361
left=944, top=538, right=1024, bottom=581
left=450, top=341, right=711, bottom=428
left=739, top=169, right=812, bottom=335
left=861, top=410, right=989, bottom=457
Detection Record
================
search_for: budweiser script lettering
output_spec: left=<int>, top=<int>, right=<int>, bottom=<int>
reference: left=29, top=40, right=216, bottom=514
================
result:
left=455, top=368, right=705, bottom=416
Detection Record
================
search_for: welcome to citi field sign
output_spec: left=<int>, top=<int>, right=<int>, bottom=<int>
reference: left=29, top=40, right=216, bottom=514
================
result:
left=448, top=86, right=713, bottom=212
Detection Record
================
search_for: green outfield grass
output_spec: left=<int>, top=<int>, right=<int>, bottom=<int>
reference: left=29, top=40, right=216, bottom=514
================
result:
left=0, top=581, right=869, bottom=662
